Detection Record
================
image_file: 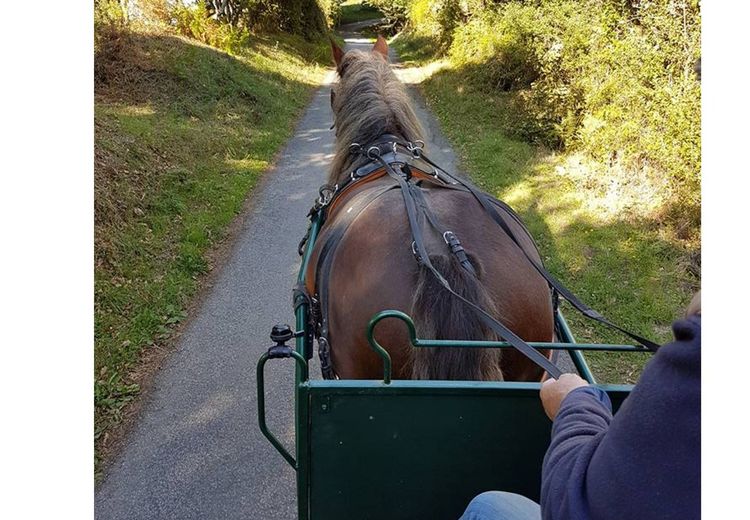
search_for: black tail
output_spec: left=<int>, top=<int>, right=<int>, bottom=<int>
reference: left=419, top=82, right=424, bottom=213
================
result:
left=410, top=255, right=503, bottom=381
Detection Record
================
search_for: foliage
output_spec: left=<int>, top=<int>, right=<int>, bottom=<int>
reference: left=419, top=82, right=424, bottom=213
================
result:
left=407, top=0, right=472, bottom=48
left=172, top=3, right=251, bottom=52
left=97, top=1, right=336, bottom=41
left=94, top=0, right=129, bottom=27
left=338, top=0, right=382, bottom=25
left=369, top=0, right=483, bottom=34
left=205, top=0, right=246, bottom=25
left=366, top=0, right=409, bottom=27
left=399, top=0, right=701, bottom=234
left=320, top=0, right=343, bottom=27
left=201, top=0, right=332, bottom=38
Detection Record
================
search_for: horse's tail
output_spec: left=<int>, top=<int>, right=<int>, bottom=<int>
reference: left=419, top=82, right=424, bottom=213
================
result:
left=410, top=254, right=504, bottom=381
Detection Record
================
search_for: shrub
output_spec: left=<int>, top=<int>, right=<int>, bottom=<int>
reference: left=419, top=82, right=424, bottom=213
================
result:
left=319, top=0, right=343, bottom=27
left=408, top=0, right=462, bottom=49
left=367, top=0, right=410, bottom=27
left=404, top=0, right=701, bottom=229
left=95, top=1, right=132, bottom=83
left=172, top=3, right=250, bottom=52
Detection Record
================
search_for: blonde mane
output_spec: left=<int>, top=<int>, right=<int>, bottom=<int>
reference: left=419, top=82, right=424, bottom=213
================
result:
left=329, top=49, right=424, bottom=184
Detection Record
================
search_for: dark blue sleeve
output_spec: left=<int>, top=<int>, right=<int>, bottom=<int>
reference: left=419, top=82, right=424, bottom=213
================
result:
left=540, top=316, right=701, bottom=520
left=540, top=387, right=613, bottom=520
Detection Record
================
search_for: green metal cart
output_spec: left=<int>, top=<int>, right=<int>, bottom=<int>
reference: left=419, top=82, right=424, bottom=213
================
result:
left=257, top=213, right=651, bottom=520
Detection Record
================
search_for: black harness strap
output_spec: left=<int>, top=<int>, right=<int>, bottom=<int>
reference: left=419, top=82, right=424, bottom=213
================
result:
left=374, top=154, right=565, bottom=379
left=410, top=181, right=477, bottom=276
left=293, top=282, right=319, bottom=361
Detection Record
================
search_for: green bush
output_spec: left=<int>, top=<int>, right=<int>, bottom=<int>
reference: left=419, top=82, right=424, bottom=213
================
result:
left=320, top=0, right=343, bottom=27
left=367, top=0, right=409, bottom=26
left=172, top=3, right=250, bottom=53
left=94, top=0, right=128, bottom=28
left=403, top=0, right=701, bottom=229
left=162, top=1, right=338, bottom=51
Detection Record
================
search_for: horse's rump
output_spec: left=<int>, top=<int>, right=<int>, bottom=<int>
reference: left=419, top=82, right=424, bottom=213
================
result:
left=308, top=179, right=554, bottom=382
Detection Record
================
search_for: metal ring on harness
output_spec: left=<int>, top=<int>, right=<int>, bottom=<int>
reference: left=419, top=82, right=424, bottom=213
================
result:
left=367, top=146, right=382, bottom=159
left=318, top=184, right=337, bottom=207
left=407, top=140, right=425, bottom=157
left=349, top=142, right=362, bottom=154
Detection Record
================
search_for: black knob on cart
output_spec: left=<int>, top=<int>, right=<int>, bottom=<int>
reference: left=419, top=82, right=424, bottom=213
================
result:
left=268, top=324, right=295, bottom=358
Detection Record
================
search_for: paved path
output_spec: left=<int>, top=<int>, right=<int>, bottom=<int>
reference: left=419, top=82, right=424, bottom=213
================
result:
left=95, top=24, right=572, bottom=520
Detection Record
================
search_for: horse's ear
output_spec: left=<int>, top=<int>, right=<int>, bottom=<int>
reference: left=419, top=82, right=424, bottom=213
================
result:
left=373, top=35, right=389, bottom=61
left=331, top=38, right=345, bottom=69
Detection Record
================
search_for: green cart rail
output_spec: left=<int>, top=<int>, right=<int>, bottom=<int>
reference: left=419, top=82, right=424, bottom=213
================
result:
left=256, top=213, right=653, bottom=520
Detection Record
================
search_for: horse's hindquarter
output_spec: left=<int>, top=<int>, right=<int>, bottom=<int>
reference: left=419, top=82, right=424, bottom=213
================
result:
left=420, top=187, right=554, bottom=343
left=323, top=183, right=554, bottom=381
left=326, top=188, right=417, bottom=379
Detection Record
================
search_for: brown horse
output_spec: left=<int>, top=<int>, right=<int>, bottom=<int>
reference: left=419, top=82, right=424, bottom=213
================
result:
left=304, top=37, right=554, bottom=382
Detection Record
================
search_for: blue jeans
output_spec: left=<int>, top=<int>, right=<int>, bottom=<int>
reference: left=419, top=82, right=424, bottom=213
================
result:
left=459, top=491, right=541, bottom=520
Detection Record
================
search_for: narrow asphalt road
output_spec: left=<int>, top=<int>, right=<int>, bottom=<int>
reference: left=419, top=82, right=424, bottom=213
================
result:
left=95, top=24, right=572, bottom=520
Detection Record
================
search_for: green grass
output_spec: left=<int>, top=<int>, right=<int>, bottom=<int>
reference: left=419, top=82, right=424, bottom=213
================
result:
left=94, top=28, right=329, bottom=472
left=338, top=0, right=383, bottom=25
left=392, top=35, right=699, bottom=384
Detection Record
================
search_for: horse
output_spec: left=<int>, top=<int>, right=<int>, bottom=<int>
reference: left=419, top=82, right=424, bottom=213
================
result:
left=303, top=36, right=555, bottom=382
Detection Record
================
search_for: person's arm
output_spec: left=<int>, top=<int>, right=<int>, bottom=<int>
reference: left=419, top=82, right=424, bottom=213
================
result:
left=539, top=383, right=613, bottom=519
left=539, top=315, right=701, bottom=520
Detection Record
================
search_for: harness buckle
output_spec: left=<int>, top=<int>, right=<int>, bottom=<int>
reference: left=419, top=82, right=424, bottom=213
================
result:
left=411, top=241, right=423, bottom=264
left=318, top=337, right=336, bottom=380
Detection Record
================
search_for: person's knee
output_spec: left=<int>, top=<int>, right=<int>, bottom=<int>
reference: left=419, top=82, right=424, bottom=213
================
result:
left=459, top=491, right=541, bottom=520
left=462, top=491, right=509, bottom=519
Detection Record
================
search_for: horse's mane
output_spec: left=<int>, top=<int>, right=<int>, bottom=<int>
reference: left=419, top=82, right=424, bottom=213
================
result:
left=329, top=49, right=424, bottom=184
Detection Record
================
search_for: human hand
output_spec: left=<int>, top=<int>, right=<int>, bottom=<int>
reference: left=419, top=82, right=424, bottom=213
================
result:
left=686, top=290, right=701, bottom=317
left=540, top=373, right=589, bottom=421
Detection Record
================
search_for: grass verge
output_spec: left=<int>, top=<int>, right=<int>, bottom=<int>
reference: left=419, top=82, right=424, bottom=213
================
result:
left=392, top=35, right=699, bottom=384
left=94, top=27, right=329, bottom=475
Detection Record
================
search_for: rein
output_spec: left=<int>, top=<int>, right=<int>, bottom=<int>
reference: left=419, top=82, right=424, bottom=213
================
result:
left=300, top=135, right=660, bottom=380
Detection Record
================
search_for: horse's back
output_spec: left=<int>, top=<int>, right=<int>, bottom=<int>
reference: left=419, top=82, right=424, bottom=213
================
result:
left=318, top=181, right=554, bottom=381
